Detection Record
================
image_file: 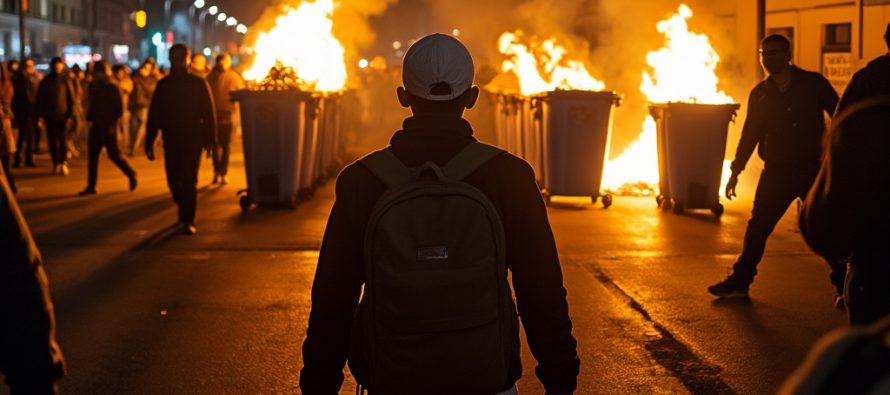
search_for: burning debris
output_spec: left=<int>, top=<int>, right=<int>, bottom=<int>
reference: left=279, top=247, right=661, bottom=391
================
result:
left=494, top=31, right=607, bottom=95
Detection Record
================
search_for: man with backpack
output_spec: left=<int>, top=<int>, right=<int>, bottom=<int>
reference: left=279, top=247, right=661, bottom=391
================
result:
left=300, top=34, right=579, bottom=394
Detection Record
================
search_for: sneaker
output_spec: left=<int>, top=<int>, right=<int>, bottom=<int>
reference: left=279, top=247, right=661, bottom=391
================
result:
left=212, top=173, right=219, bottom=184
left=708, top=275, right=750, bottom=298
left=78, top=187, right=97, bottom=196
left=181, top=222, right=198, bottom=235
left=834, top=294, right=846, bottom=311
left=220, top=175, right=228, bottom=185
left=60, top=163, right=69, bottom=176
left=129, top=176, right=138, bottom=191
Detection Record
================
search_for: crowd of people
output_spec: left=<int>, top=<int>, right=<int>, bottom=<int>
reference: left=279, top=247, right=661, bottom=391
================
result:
left=0, top=49, right=245, bottom=200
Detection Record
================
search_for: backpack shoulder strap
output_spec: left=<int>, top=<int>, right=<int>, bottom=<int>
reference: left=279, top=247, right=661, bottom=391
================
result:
left=359, top=148, right=413, bottom=188
left=442, top=142, right=505, bottom=181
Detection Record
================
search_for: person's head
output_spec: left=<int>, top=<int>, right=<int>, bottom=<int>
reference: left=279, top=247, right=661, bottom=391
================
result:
left=50, top=57, right=65, bottom=75
left=191, top=53, right=206, bottom=71
left=8, top=60, right=19, bottom=72
left=169, top=44, right=190, bottom=69
left=215, top=53, right=232, bottom=72
left=23, top=58, right=35, bottom=74
left=112, top=64, right=129, bottom=80
left=92, top=60, right=110, bottom=80
left=396, top=34, right=479, bottom=116
left=760, top=34, right=792, bottom=76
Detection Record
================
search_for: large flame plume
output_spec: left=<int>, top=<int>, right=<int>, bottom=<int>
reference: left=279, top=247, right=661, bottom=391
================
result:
left=497, top=31, right=606, bottom=96
left=601, top=4, right=734, bottom=193
left=243, top=0, right=347, bottom=92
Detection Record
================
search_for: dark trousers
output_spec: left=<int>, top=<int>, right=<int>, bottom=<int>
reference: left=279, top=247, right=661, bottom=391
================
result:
left=45, top=118, right=67, bottom=166
left=87, top=125, right=135, bottom=188
left=1, top=154, right=14, bottom=191
left=164, top=147, right=202, bottom=224
left=846, top=247, right=890, bottom=325
left=13, top=113, right=35, bottom=165
left=212, top=123, right=233, bottom=176
left=732, top=168, right=847, bottom=291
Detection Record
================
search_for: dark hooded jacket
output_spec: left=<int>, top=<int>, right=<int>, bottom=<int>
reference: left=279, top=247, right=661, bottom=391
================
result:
left=145, top=67, right=217, bottom=152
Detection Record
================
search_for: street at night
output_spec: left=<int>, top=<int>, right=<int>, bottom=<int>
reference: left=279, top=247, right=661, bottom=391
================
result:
left=6, top=145, right=847, bottom=394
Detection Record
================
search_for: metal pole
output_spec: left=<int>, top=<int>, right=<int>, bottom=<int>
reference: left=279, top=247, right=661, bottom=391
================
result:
left=757, top=0, right=766, bottom=79
left=18, top=0, right=26, bottom=60
left=858, top=0, right=863, bottom=60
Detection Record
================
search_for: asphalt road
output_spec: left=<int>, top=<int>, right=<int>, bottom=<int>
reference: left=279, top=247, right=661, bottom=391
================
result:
left=4, top=143, right=846, bottom=394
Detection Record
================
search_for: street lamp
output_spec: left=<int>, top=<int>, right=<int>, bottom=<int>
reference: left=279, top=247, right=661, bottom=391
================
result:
left=193, top=0, right=205, bottom=8
left=226, top=17, right=237, bottom=27
left=217, top=12, right=227, bottom=22
left=236, top=24, right=248, bottom=35
left=209, top=5, right=218, bottom=15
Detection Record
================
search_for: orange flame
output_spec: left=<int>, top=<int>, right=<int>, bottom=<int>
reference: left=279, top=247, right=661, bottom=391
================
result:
left=497, top=31, right=606, bottom=95
left=603, top=4, right=734, bottom=193
left=244, top=0, right=347, bottom=92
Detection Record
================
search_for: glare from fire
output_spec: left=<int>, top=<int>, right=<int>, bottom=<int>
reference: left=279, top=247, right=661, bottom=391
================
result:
left=602, top=4, right=734, bottom=193
left=243, top=0, right=347, bottom=92
left=498, top=31, right=606, bottom=96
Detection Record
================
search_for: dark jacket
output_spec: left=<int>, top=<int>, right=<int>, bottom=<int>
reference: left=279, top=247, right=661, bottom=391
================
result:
left=0, top=166, right=65, bottom=392
left=129, top=72, right=157, bottom=111
left=731, top=66, right=839, bottom=175
left=88, top=78, right=124, bottom=131
left=300, top=115, right=580, bottom=394
left=35, top=71, right=74, bottom=121
left=11, top=71, right=38, bottom=116
left=145, top=67, right=217, bottom=152
left=800, top=54, right=890, bottom=262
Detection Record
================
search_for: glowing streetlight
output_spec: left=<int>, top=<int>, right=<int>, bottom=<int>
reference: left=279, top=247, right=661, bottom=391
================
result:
left=358, top=58, right=369, bottom=69
left=193, top=0, right=205, bottom=8
left=452, top=28, right=461, bottom=36
left=208, top=6, right=218, bottom=15
left=203, top=48, right=212, bottom=56
left=236, top=24, right=248, bottom=34
left=217, top=12, right=227, bottom=22
left=392, top=41, right=402, bottom=50
left=226, top=16, right=237, bottom=26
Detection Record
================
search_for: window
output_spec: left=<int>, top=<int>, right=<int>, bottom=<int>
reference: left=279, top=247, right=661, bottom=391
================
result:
left=823, top=23, right=852, bottom=52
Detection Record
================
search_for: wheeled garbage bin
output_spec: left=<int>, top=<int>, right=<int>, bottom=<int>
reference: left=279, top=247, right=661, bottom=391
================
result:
left=540, top=90, right=620, bottom=207
left=299, top=96, right=321, bottom=199
left=649, top=102, right=739, bottom=216
left=232, top=89, right=311, bottom=210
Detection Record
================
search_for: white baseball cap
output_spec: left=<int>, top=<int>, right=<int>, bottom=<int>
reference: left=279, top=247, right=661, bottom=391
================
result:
left=402, top=33, right=475, bottom=101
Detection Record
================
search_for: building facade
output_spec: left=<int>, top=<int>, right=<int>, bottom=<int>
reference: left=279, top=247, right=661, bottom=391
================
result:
left=0, top=0, right=143, bottom=66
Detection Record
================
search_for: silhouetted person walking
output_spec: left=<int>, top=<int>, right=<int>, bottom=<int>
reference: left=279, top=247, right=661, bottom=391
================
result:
left=709, top=34, right=846, bottom=304
left=129, top=59, right=158, bottom=157
left=0, top=165, right=65, bottom=394
left=301, top=34, right=579, bottom=394
left=145, top=44, right=217, bottom=235
left=11, top=59, right=39, bottom=168
left=206, top=53, right=244, bottom=185
left=78, top=61, right=137, bottom=197
left=36, top=58, right=75, bottom=176
left=801, top=23, right=890, bottom=325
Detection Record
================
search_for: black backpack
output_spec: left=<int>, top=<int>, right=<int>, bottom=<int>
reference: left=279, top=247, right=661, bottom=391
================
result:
left=349, top=142, right=516, bottom=394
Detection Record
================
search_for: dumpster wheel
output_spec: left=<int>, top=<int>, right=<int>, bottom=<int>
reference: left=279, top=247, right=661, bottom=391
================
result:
left=601, top=194, right=613, bottom=209
left=671, top=200, right=684, bottom=215
left=711, top=203, right=725, bottom=217
left=239, top=195, right=252, bottom=212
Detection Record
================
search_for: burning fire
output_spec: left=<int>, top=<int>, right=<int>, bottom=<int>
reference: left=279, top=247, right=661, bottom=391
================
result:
left=497, top=31, right=606, bottom=96
left=243, top=0, right=347, bottom=92
left=602, top=4, right=734, bottom=193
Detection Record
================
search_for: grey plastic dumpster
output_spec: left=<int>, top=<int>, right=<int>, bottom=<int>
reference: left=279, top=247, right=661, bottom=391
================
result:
left=649, top=102, right=739, bottom=216
left=539, top=90, right=619, bottom=207
left=231, top=89, right=311, bottom=210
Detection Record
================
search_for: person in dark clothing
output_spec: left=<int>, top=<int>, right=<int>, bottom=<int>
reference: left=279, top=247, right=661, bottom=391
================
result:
left=800, top=23, right=890, bottom=325
left=145, top=44, right=217, bottom=235
left=300, top=34, right=579, bottom=394
left=35, top=58, right=75, bottom=176
left=708, top=34, right=846, bottom=304
left=206, top=53, right=244, bottom=185
left=129, top=59, right=158, bottom=157
left=0, top=165, right=65, bottom=394
left=77, top=61, right=137, bottom=197
left=11, top=59, right=39, bottom=168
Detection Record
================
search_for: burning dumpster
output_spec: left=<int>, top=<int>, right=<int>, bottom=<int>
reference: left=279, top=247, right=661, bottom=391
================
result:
left=232, top=89, right=312, bottom=209
left=650, top=102, right=739, bottom=216
left=540, top=90, right=619, bottom=207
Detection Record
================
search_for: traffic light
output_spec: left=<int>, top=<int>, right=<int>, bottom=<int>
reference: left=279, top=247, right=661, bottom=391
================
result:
left=134, top=10, right=147, bottom=28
